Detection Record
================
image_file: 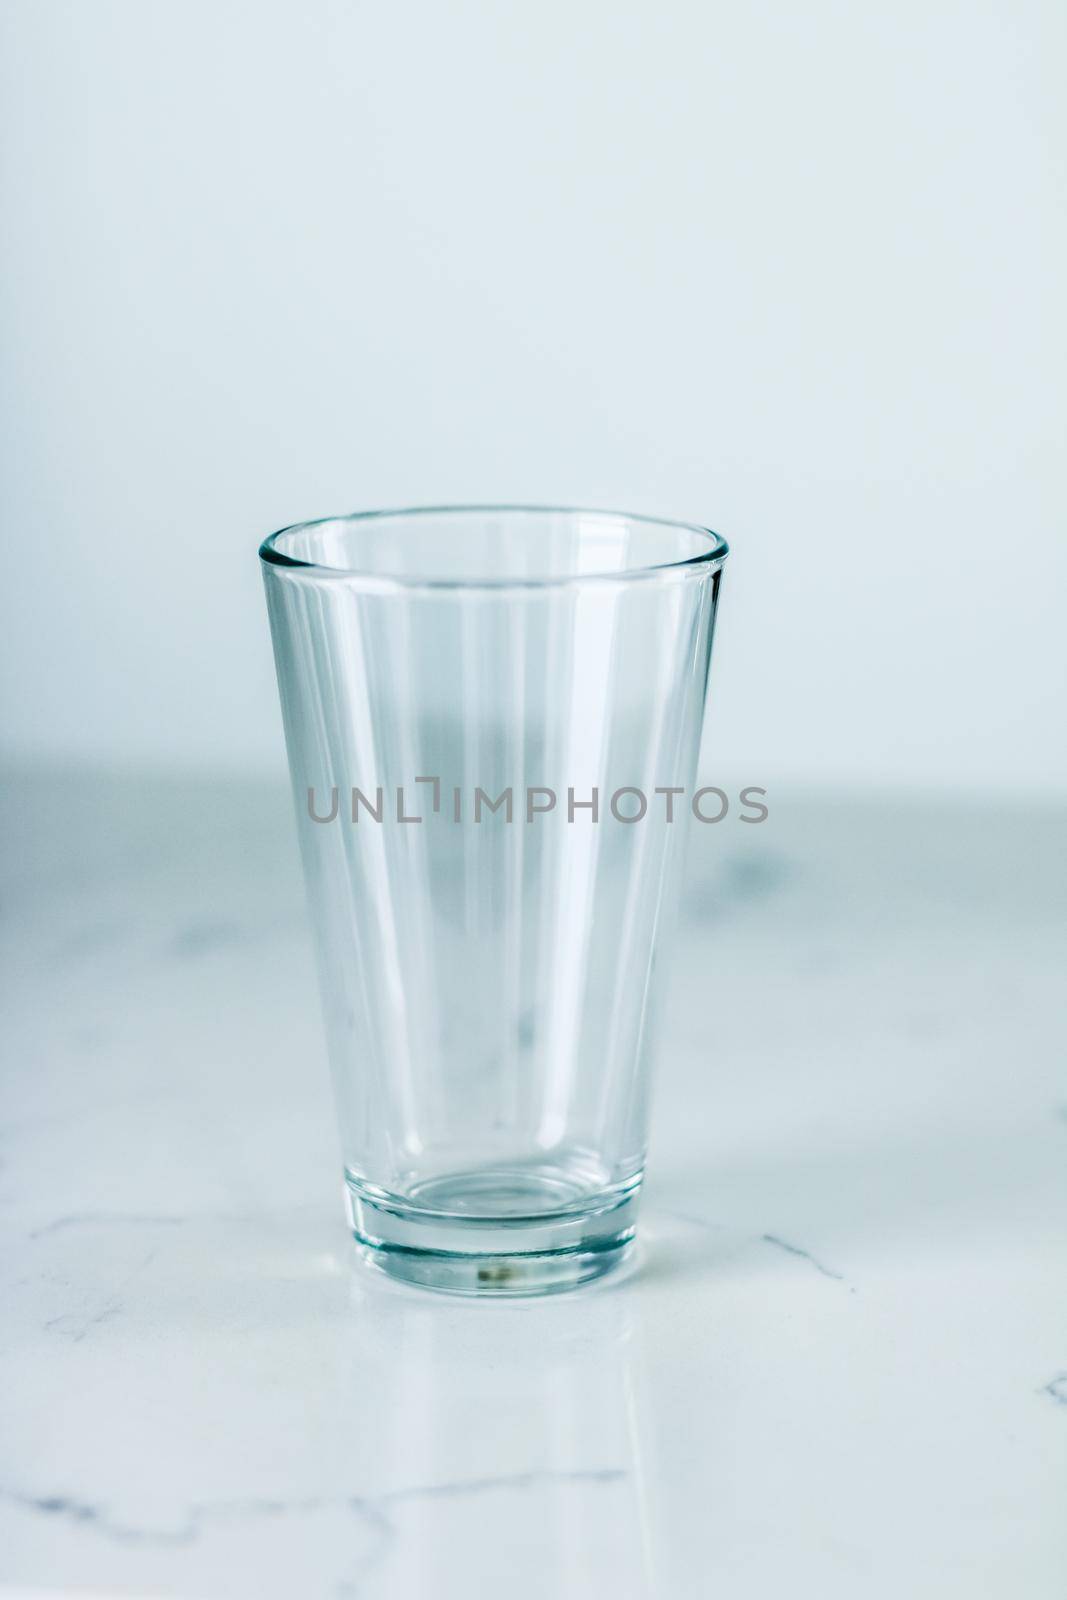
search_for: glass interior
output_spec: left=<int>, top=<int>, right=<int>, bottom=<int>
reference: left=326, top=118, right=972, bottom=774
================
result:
left=261, top=505, right=727, bottom=584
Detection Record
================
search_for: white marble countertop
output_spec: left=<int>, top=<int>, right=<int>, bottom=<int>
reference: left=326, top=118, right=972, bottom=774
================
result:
left=1, top=769, right=1064, bottom=1598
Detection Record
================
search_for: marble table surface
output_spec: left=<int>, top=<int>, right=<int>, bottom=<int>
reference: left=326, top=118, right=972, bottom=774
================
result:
left=1, top=768, right=1064, bottom=1599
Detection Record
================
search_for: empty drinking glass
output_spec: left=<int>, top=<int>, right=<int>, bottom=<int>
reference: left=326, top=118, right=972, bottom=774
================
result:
left=261, top=506, right=727, bottom=1294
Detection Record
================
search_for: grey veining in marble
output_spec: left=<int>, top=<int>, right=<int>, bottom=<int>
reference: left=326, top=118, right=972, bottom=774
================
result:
left=1, top=768, right=1064, bottom=1597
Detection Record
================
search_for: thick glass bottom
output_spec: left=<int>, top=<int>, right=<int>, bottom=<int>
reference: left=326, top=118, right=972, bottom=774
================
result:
left=344, top=1166, right=640, bottom=1297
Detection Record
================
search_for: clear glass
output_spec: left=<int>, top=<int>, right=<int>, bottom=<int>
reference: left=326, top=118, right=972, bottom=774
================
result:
left=261, top=506, right=727, bottom=1294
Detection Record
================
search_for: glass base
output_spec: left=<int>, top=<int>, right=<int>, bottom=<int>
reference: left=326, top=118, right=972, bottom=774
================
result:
left=344, top=1168, right=640, bottom=1297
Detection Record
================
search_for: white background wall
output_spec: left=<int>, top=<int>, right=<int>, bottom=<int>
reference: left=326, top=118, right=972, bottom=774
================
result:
left=2, top=0, right=1064, bottom=792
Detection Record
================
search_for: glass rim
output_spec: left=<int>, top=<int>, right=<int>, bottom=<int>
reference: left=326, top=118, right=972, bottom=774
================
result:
left=259, top=503, right=729, bottom=590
